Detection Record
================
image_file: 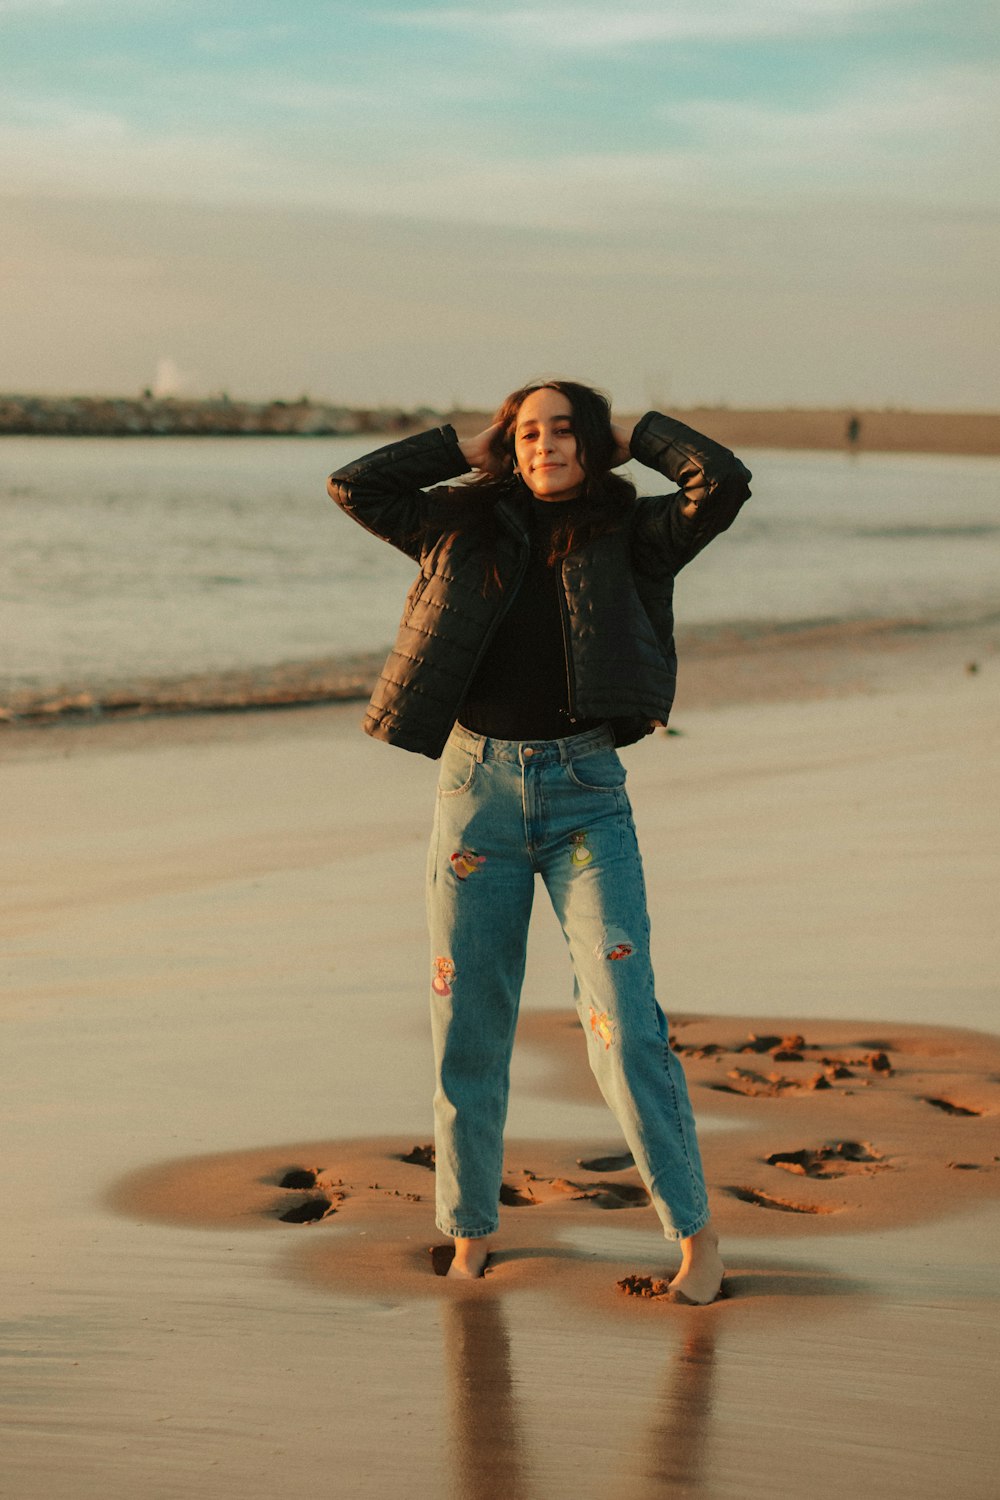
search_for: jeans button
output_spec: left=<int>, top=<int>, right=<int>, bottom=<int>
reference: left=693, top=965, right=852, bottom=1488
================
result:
left=523, top=746, right=534, bottom=757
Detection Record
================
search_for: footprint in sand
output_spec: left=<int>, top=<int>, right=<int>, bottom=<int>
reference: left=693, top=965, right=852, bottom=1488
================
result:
left=765, top=1142, right=888, bottom=1178
left=499, top=1173, right=649, bottom=1210
left=568, top=1181, right=650, bottom=1210
left=280, top=1168, right=320, bottom=1190
left=725, top=1186, right=839, bottom=1216
left=275, top=1166, right=347, bottom=1224
left=679, top=1026, right=894, bottom=1089
left=400, top=1143, right=436, bottom=1169
left=921, top=1097, right=982, bottom=1117
left=738, top=1033, right=798, bottom=1055
left=576, top=1151, right=636, bottom=1172
left=279, top=1197, right=338, bottom=1224
left=710, top=1067, right=833, bottom=1098
left=499, top=1182, right=538, bottom=1206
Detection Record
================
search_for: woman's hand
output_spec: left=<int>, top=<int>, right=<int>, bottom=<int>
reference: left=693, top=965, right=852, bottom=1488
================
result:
left=610, top=421, right=635, bottom=467
left=459, top=423, right=507, bottom=475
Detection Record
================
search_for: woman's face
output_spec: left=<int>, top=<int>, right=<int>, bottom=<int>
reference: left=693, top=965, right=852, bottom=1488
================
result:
left=513, top=387, right=586, bottom=502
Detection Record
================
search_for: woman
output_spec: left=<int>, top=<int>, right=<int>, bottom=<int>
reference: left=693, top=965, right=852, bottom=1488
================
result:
left=328, top=381, right=751, bottom=1301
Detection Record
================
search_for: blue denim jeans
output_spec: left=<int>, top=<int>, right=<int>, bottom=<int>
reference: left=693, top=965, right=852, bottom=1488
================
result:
left=426, top=722, right=710, bottom=1243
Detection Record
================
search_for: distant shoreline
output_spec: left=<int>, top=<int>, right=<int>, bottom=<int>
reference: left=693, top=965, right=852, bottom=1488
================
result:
left=1, top=393, right=998, bottom=454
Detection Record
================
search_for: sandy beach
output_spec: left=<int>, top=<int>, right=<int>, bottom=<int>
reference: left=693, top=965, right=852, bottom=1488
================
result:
left=4, top=618, right=999, bottom=1498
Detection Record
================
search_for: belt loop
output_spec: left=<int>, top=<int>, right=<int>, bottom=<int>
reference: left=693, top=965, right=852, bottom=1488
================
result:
left=453, top=722, right=487, bottom=762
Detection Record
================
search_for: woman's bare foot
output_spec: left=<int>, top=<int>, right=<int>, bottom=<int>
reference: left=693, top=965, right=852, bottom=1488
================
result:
left=668, top=1223, right=725, bottom=1305
left=448, top=1236, right=491, bottom=1279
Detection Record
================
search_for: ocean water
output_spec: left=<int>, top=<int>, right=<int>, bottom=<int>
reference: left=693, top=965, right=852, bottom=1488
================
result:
left=2, top=435, right=998, bottom=706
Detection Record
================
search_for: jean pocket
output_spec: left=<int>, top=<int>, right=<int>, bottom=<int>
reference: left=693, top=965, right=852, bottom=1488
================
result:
left=565, top=747, right=626, bottom=791
left=438, top=740, right=477, bottom=797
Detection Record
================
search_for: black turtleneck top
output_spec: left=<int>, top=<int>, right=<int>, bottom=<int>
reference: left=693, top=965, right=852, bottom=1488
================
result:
left=457, top=495, right=606, bottom=741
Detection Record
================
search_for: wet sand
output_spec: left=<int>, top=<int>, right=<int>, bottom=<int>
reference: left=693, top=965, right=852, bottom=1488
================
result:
left=3, top=620, right=999, bottom=1498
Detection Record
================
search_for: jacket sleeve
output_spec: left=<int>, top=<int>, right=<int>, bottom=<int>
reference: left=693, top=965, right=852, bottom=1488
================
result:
left=327, top=425, right=472, bottom=561
left=629, top=411, right=752, bottom=574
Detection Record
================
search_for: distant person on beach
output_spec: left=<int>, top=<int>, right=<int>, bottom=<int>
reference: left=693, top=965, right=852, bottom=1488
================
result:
left=328, top=381, right=751, bottom=1302
left=846, top=414, right=862, bottom=449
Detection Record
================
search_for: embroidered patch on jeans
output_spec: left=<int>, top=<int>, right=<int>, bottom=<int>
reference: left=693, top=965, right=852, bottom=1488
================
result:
left=432, top=957, right=455, bottom=996
left=569, top=831, right=593, bottom=867
left=590, top=1006, right=615, bottom=1049
left=450, top=849, right=486, bottom=880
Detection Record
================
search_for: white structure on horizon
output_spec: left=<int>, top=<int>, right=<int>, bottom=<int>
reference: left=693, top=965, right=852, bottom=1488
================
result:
left=151, top=357, right=196, bottom=399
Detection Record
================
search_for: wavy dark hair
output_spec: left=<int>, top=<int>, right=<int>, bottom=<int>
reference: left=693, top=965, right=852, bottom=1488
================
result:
left=434, top=379, right=637, bottom=587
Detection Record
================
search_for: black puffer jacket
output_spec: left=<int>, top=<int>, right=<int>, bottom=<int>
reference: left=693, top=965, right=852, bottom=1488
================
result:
left=328, top=412, right=751, bottom=758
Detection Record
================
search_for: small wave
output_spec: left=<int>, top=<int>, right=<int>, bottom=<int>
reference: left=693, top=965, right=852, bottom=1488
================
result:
left=3, top=607, right=996, bottom=729
left=0, top=653, right=386, bottom=727
left=677, top=606, right=1000, bottom=647
left=858, top=523, right=1000, bottom=540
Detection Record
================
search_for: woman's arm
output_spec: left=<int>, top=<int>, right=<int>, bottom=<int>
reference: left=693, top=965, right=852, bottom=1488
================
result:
left=328, top=424, right=497, bottom=559
left=617, top=412, right=752, bottom=572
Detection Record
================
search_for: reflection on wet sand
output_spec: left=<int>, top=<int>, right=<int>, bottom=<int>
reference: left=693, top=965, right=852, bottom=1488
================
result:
left=636, top=1324, right=716, bottom=1497
left=442, top=1295, right=717, bottom=1500
left=443, top=1297, right=529, bottom=1500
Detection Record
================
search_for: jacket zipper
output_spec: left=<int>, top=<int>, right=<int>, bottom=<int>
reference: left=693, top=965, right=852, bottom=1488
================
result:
left=432, top=523, right=530, bottom=756
left=557, top=560, right=578, bottom=723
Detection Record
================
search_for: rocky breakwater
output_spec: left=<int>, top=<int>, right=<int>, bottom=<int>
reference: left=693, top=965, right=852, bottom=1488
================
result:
left=0, top=394, right=445, bottom=437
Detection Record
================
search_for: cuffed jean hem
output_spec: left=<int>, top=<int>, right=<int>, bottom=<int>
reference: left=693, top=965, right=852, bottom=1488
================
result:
left=436, top=1220, right=498, bottom=1240
left=662, top=1204, right=712, bottom=1243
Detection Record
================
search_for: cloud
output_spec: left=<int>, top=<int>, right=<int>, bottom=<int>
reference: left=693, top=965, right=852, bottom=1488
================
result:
left=650, top=63, right=999, bottom=200
left=5, top=54, right=994, bottom=231
left=0, top=0, right=84, bottom=10
left=192, top=24, right=300, bottom=58
left=0, top=0, right=159, bottom=13
left=389, top=0, right=922, bottom=48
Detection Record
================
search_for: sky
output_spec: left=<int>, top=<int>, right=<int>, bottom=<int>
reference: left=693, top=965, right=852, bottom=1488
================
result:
left=2, top=0, right=997, bottom=411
